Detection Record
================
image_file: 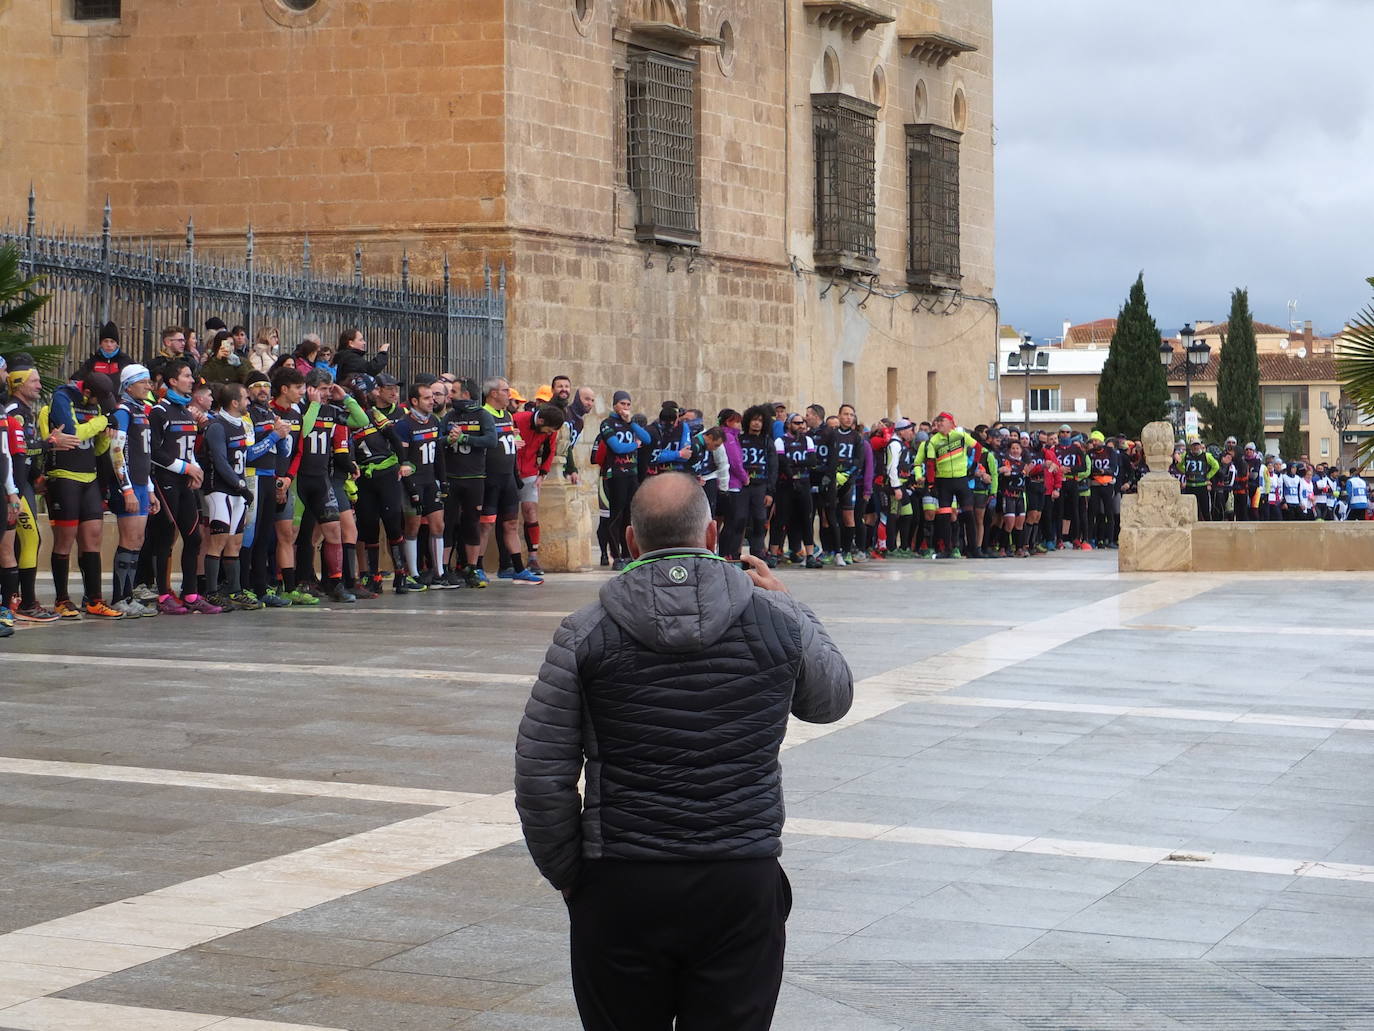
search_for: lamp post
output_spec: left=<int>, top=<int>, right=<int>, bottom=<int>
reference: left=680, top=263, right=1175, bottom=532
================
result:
left=1324, top=398, right=1357, bottom=467
left=1019, top=334, right=1039, bottom=428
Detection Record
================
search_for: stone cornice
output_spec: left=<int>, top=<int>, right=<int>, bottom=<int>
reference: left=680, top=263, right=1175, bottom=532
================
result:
left=803, top=1, right=895, bottom=41
left=898, top=32, right=978, bottom=68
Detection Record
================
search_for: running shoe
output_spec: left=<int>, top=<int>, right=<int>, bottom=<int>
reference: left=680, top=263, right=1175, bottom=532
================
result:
left=498, top=568, right=517, bottom=580
left=526, top=559, right=546, bottom=577
left=1078, top=541, right=1094, bottom=551
left=611, top=559, right=627, bottom=572
left=600, top=553, right=610, bottom=567
left=465, top=568, right=489, bottom=588
left=81, top=598, right=123, bottom=619
left=205, top=593, right=234, bottom=612
left=53, top=600, right=83, bottom=620
left=133, top=599, right=159, bottom=617
left=764, top=555, right=779, bottom=569
left=850, top=551, right=866, bottom=564
left=302, top=582, right=327, bottom=599
left=261, top=588, right=292, bottom=608
left=228, top=591, right=263, bottom=611
left=868, top=549, right=886, bottom=561
left=833, top=553, right=847, bottom=567
left=0, top=605, right=13, bottom=630
left=284, top=589, right=320, bottom=606
left=1034, top=543, right=1048, bottom=554
left=511, top=568, right=545, bottom=585
left=804, top=554, right=823, bottom=569
left=950, top=548, right=963, bottom=559
left=327, top=582, right=356, bottom=604
left=111, top=599, right=142, bottom=618
left=0, top=621, right=10, bottom=637
left=131, top=583, right=159, bottom=604
left=157, top=595, right=190, bottom=615
left=16, top=602, right=61, bottom=623
left=401, top=575, right=427, bottom=593
left=351, top=581, right=379, bottom=600
left=183, top=595, right=223, bottom=615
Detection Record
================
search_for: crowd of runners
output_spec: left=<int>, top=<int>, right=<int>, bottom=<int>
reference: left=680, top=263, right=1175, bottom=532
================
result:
left=1, top=322, right=1368, bottom=635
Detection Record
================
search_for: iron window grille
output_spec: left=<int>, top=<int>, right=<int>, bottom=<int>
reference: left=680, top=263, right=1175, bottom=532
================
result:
left=626, top=48, right=700, bottom=247
left=906, top=123, right=962, bottom=291
left=812, top=93, right=879, bottom=275
left=72, top=0, right=121, bottom=19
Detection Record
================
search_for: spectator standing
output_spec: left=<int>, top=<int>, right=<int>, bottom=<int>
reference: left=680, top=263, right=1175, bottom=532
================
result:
left=334, top=328, right=389, bottom=380
left=515, top=472, right=853, bottom=1031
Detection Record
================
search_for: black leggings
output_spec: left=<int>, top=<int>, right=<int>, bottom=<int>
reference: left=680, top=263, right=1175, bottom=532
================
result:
left=746, top=483, right=770, bottom=558
left=151, top=474, right=200, bottom=596
left=1089, top=483, right=1115, bottom=543
left=605, top=475, right=638, bottom=561
left=356, top=468, right=406, bottom=551
left=777, top=482, right=815, bottom=552
left=248, top=475, right=279, bottom=594
left=443, top=477, right=485, bottom=549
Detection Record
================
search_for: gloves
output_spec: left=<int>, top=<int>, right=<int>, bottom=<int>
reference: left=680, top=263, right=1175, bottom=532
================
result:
left=236, top=480, right=255, bottom=501
left=836, top=471, right=850, bottom=487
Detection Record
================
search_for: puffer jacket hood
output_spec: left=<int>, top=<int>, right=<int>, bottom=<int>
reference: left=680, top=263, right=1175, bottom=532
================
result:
left=598, top=549, right=752, bottom=654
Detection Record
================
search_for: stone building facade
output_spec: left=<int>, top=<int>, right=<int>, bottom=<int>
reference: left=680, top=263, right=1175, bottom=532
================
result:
left=2, top=0, right=996, bottom=420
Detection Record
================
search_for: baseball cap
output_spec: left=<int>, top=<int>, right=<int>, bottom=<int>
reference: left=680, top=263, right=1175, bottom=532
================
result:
left=1090, top=430, right=1105, bottom=442
left=936, top=411, right=955, bottom=423
left=893, top=418, right=914, bottom=431
left=376, top=373, right=400, bottom=387
left=350, top=373, right=377, bottom=394
left=534, top=385, right=554, bottom=403
left=1058, top=423, right=1071, bottom=432
left=509, top=387, right=527, bottom=404
left=1244, top=441, right=1257, bottom=450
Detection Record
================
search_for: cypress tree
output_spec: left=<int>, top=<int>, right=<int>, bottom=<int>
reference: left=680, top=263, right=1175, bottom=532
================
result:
left=1215, top=288, right=1263, bottom=445
left=1096, top=273, right=1169, bottom=437
left=1280, top=405, right=1304, bottom=462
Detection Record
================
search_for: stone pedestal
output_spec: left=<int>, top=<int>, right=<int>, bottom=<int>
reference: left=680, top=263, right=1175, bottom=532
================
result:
left=1118, top=421, right=1198, bottom=572
left=535, top=478, right=594, bottom=573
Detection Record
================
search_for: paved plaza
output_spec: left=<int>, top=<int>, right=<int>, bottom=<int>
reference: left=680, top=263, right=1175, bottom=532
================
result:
left=1, top=553, right=1373, bottom=1029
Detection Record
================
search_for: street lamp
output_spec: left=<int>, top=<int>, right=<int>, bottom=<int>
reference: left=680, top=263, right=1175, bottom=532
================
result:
left=1159, top=339, right=1181, bottom=437
left=1182, top=327, right=1211, bottom=433
left=1019, top=334, right=1039, bottom=427
left=1324, top=398, right=1357, bottom=466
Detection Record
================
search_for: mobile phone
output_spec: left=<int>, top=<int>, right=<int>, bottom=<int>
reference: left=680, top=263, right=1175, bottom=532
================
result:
left=739, top=561, right=752, bottom=571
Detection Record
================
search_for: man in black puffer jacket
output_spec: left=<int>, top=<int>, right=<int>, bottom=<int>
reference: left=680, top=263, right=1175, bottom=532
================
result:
left=515, top=472, right=852, bottom=1031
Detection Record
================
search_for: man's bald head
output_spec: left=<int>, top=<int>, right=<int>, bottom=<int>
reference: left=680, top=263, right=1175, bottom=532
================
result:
left=627, top=472, right=713, bottom=556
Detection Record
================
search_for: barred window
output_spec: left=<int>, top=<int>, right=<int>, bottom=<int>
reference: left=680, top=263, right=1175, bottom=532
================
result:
left=906, top=123, right=962, bottom=290
left=626, top=48, right=700, bottom=247
left=72, top=0, right=121, bottom=18
left=812, top=93, right=879, bottom=274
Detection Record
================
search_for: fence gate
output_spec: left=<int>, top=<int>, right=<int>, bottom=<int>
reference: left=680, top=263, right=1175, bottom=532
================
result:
left=3, top=191, right=506, bottom=384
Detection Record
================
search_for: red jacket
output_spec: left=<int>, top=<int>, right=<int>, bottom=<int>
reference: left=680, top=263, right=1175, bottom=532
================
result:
left=1042, top=447, right=1064, bottom=492
left=514, top=410, right=558, bottom=483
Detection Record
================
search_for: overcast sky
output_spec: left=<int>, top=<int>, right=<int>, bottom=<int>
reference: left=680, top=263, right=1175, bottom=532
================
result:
left=994, top=0, right=1374, bottom=343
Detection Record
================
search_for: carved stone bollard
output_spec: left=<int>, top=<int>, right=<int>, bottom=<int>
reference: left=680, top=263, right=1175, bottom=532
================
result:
left=1119, top=420, right=1196, bottom=571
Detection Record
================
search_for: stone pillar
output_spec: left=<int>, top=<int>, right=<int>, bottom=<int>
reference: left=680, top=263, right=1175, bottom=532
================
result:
left=535, top=479, right=595, bottom=572
left=1118, top=421, right=1197, bottom=572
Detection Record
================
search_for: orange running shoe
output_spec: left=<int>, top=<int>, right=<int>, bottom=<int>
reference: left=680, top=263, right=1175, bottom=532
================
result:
left=82, top=599, right=124, bottom=619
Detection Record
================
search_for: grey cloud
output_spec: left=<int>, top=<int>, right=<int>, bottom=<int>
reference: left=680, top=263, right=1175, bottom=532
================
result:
left=995, top=0, right=1374, bottom=338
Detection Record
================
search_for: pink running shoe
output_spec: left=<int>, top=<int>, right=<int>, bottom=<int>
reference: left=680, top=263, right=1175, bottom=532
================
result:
left=182, top=594, right=222, bottom=615
left=157, top=594, right=190, bottom=615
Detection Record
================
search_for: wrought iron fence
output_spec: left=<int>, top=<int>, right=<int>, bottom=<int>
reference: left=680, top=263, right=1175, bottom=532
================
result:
left=2, top=191, right=506, bottom=385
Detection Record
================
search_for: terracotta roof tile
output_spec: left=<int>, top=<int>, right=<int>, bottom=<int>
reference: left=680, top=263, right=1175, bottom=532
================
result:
left=1165, top=354, right=1338, bottom=383
left=1194, top=320, right=1290, bottom=339
left=1064, top=318, right=1116, bottom=345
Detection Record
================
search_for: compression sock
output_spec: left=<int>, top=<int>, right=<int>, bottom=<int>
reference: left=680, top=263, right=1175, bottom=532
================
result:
left=365, top=543, right=380, bottom=578
left=342, top=546, right=357, bottom=589
left=403, top=538, right=419, bottom=578
left=496, top=535, right=511, bottom=572
left=224, top=556, right=242, bottom=594
left=112, top=547, right=138, bottom=603
left=388, top=539, right=406, bottom=579
left=282, top=567, right=297, bottom=592
left=203, top=555, right=221, bottom=598
left=2, top=565, right=19, bottom=606
left=51, top=553, right=71, bottom=603
left=18, top=568, right=37, bottom=608
left=416, top=526, right=431, bottom=574
left=323, top=541, right=342, bottom=581
left=510, top=553, right=525, bottom=575
left=430, top=535, right=444, bottom=576
left=524, top=522, right=539, bottom=558
left=77, top=551, right=101, bottom=602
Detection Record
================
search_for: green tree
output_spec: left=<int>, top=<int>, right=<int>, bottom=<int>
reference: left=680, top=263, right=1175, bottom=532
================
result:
left=1214, top=287, right=1263, bottom=445
left=1337, top=276, right=1374, bottom=464
left=1096, top=273, right=1169, bottom=437
left=1190, top=393, right=1218, bottom=441
left=0, top=243, right=58, bottom=378
left=1279, top=405, right=1304, bottom=461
